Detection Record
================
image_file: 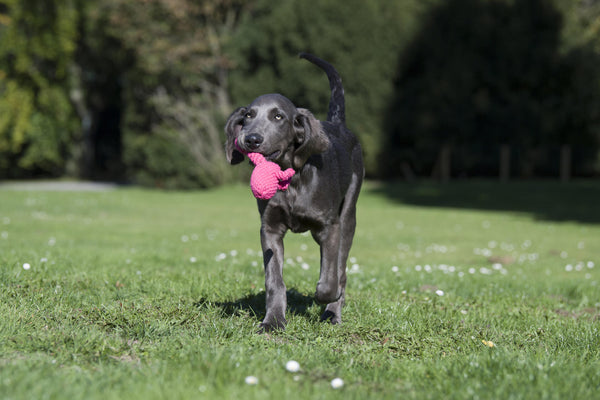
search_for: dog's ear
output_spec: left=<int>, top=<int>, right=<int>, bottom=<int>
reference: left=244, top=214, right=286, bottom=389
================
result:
left=292, top=108, right=329, bottom=169
left=224, top=107, right=247, bottom=165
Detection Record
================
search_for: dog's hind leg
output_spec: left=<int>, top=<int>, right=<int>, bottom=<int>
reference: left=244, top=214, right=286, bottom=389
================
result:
left=320, top=171, right=362, bottom=324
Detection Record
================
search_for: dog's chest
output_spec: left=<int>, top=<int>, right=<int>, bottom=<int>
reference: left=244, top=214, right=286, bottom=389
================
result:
left=261, top=186, right=336, bottom=234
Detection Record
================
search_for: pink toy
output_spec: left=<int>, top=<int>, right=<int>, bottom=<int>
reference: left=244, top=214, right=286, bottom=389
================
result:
left=235, top=139, right=296, bottom=200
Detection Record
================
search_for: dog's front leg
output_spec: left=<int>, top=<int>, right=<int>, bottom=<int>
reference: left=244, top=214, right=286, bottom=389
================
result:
left=259, top=226, right=287, bottom=332
left=313, top=223, right=342, bottom=305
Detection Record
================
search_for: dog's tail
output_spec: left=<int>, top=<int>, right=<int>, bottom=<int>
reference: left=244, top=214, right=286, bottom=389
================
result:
left=299, top=52, right=345, bottom=125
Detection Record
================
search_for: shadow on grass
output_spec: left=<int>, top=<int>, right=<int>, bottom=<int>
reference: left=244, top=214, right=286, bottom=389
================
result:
left=195, top=288, right=316, bottom=322
left=372, top=180, right=600, bottom=224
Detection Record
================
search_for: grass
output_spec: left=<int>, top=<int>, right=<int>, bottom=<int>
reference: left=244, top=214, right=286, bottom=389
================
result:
left=1, top=181, right=599, bottom=399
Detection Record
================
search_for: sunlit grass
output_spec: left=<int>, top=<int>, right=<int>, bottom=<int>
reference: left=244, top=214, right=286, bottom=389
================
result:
left=1, top=182, right=599, bottom=399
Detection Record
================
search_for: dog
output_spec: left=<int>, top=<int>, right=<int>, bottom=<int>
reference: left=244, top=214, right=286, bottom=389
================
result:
left=224, top=53, right=364, bottom=332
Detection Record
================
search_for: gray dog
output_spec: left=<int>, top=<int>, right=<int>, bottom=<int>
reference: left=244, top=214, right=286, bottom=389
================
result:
left=225, top=53, right=364, bottom=332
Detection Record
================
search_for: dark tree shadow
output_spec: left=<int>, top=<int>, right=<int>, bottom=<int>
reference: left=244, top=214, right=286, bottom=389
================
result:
left=195, top=288, right=317, bottom=322
left=381, top=0, right=600, bottom=180
left=371, top=180, right=600, bottom=224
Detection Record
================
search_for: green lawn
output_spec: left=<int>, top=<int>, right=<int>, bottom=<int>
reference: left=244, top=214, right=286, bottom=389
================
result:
left=1, top=181, right=599, bottom=399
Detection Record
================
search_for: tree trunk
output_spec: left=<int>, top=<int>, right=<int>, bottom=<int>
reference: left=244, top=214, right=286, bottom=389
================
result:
left=521, top=148, right=541, bottom=178
left=68, top=63, right=94, bottom=179
left=401, top=161, right=416, bottom=182
left=431, top=145, right=451, bottom=183
left=499, top=144, right=510, bottom=182
left=560, top=144, right=571, bottom=183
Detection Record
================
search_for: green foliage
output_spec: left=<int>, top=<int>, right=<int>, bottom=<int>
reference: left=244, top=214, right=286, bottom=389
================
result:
left=88, top=0, right=248, bottom=188
left=0, top=0, right=79, bottom=178
left=1, top=183, right=599, bottom=399
left=0, top=80, right=33, bottom=155
left=228, top=0, right=426, bottom=176
left=0, top=0, right=599, bottom=183
left=123, top=125, right=226, bottom=190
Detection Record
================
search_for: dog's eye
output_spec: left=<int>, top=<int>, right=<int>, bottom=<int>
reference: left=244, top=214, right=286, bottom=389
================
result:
left=245, top=112, right=252, bottom=119
left=274, top=114, right=283, bottom=120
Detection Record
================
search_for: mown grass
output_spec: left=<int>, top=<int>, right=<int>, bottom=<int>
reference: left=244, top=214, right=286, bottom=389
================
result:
left=1, top=181, right=599, bottom=399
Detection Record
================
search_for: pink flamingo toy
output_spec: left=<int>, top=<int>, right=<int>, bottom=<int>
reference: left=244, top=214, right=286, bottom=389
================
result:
left=235, top=139, right=296, bottom=200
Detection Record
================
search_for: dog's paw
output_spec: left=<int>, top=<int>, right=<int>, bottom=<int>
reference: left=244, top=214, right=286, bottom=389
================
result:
left=257, top=317, right=287, bottom=333
left=320, top=310, right=342, bottom=325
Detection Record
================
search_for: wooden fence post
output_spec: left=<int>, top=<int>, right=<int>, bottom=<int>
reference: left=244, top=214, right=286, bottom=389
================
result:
left=440, top=145, right=451, bottom=183
left=431, top=145, right=451, bottom=182
left=499, top=144, right=510, bottom=182
left=560, top=144, right=571, bottom=183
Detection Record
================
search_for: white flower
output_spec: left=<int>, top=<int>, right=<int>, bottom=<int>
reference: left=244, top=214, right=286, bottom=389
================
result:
left=23, top=263, right=31, bottom=270
left=391, top=266, right=399, bottom=273
left=348, top=264, right=360, bottom=274
left=330, top=377, right=344, bottom=389
left=245, top=376, right=258, bottom=385
left=189, top=257, right=197, bottom=263
left=435, top=289, right=444, bottom=296
left=285, top=360, right=300, bottom=373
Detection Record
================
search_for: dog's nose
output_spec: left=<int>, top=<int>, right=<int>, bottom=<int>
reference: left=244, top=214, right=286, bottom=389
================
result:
left=244, top=133, right=263, bottom=150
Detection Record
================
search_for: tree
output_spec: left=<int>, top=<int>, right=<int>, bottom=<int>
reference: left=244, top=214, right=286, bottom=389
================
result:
left=74, top=0, right=248, bottom=187
left=558, top=0, right=600, bottom=179
left=0, top=0, right=79, bottom=178
left=382, top=0, right=600, bottom=180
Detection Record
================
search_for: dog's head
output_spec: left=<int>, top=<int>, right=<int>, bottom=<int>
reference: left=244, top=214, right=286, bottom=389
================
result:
left=225, top=94, right=329, bottom=170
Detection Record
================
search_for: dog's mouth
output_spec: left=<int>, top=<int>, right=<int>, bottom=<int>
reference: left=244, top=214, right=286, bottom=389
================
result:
left=235, top=137, right=282, bottom=162
left=264, top=150, right=281, bottom=161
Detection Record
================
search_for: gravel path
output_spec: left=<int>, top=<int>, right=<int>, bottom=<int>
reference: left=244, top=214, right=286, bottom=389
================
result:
left=0, top=180, right=119, bottom=192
